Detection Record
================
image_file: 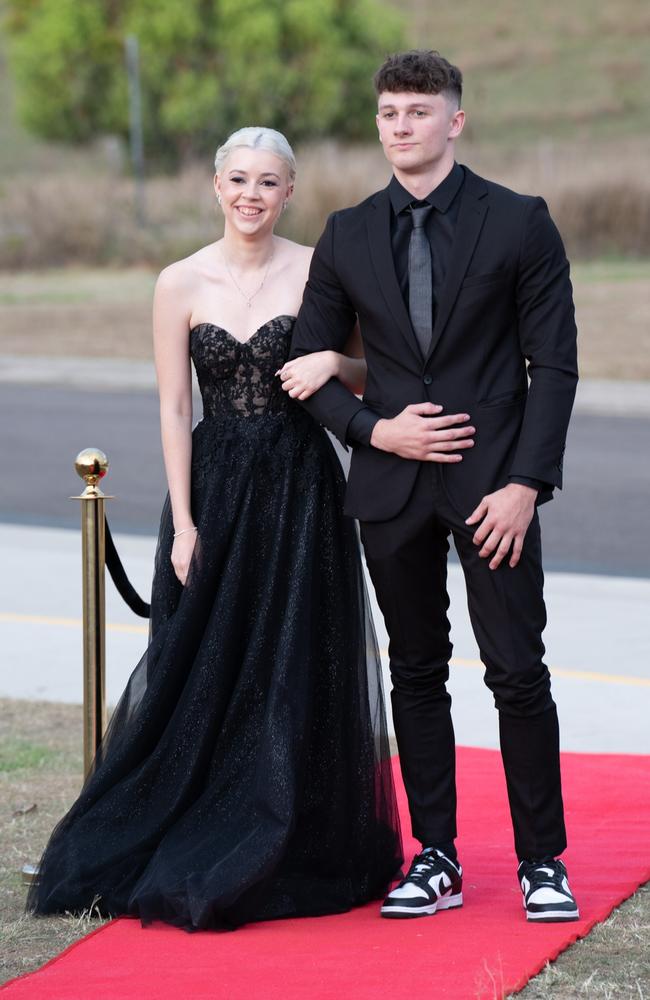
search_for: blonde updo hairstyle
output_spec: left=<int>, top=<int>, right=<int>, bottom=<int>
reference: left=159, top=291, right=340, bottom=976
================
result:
left=214, top=126, right=296, bottom=182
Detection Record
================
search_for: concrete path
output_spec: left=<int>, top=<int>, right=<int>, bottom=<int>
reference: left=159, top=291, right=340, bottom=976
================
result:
left=1, top=523, right=648, bottom=755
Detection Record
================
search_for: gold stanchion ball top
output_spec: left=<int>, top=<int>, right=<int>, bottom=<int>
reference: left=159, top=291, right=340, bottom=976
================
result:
left=75, top=448, right=109, bottom=490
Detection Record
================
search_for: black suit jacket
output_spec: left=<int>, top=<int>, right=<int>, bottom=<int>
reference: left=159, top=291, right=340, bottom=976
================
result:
left=290, top=166, right=578, bottom=522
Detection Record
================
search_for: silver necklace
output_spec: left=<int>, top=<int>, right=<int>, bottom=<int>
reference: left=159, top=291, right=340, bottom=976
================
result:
left=221, top=244, right=275, bottom=308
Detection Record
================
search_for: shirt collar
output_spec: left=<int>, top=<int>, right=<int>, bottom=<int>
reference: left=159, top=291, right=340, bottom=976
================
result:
left=389, top=162, right=464, bottom=216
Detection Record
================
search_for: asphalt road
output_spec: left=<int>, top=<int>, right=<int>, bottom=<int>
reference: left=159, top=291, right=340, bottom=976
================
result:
left=1, top=384, right=649, bottom=577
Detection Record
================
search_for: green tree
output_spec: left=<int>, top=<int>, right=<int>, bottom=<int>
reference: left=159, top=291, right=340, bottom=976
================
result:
left=5, top=0, right=405, bottom=166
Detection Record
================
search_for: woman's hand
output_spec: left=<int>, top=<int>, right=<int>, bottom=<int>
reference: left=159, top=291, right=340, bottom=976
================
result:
left=276, top=351, right=340, bottom=400
left=171, top=529, right=197, bottom=585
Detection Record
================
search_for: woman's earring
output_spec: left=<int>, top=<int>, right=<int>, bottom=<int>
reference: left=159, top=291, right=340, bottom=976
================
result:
left=283, top=199, right=289, bottom=212
left=217, top=193, right=222, bottom=206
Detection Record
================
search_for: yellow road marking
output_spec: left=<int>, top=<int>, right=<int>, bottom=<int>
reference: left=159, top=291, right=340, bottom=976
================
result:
left=447, top=656, right=650, bottom=689
left=0, top=612, right=148, bottom=636
left=2, top=613, right=648, bottom=688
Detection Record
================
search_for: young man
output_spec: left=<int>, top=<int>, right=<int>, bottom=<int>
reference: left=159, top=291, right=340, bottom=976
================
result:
left=289, top=50, right=579, bottom=922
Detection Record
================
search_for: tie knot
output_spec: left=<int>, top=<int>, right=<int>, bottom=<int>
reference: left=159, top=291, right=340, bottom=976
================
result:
left=410, top=203, right=432, bottom=229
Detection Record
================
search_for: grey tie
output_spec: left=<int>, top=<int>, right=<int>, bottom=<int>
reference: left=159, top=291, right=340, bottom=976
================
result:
left=408, top=204, right=433, bottom=358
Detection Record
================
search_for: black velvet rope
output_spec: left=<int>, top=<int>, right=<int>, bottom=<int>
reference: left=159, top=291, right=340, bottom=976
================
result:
left=104, top=518, right=151, bottom=619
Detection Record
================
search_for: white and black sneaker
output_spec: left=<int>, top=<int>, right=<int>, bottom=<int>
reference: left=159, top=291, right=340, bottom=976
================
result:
left=518, top=858, right=579, bottom=922
left=381, top=848, right=463, bottom=918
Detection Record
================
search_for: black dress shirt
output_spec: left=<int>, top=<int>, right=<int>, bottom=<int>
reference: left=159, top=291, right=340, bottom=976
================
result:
left=388, top=161, right=464, bottom=320
left=347, top=163, right=545, bottom=494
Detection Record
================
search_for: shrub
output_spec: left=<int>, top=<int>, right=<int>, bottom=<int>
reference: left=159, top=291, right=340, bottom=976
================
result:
left=5, top=0, right=405, bottom=167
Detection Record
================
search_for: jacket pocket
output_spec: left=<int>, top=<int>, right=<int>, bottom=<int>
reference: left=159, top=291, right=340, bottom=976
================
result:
left=478, top=389, right=526, bottom=408
left=461, top=270, right=508, bottom=288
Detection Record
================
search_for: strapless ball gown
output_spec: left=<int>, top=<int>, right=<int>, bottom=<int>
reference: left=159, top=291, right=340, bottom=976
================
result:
left=29, top=316, right=402, bottom=930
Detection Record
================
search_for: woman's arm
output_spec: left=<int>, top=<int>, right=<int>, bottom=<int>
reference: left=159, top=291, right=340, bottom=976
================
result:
left=338, top=322, right=367, bottom=395
left=152, top=265, right=195, bottom=585
left=277, top=322, right=367, bottom=400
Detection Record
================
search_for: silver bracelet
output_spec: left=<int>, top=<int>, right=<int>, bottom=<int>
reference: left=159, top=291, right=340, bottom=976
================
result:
left=173, top=526, right=198, bottom=538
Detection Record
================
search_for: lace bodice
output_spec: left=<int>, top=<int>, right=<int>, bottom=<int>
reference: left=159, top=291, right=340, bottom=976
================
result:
left=190, top=315, right=296, bottom=418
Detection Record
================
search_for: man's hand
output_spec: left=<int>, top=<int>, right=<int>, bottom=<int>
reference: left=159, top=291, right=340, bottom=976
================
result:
left=465, top=483, right=538, bottom=570
left=370, top=403, right=475, bottom=462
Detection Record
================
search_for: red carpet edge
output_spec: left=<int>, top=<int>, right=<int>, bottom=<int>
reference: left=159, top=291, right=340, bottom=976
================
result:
left=3, top=748, right=649, bottom=1000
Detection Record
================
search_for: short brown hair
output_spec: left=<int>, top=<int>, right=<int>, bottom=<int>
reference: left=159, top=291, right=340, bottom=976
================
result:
left=374, top=50, right=462, bottom=107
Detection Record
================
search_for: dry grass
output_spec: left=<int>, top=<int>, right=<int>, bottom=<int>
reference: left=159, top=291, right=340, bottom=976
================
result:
left=0, top=700, right=108, bottom=985
left=400, top=0, right=650, bottom=146
left=1, top=258, right=648, bottom=381
left=514, top=884, right=650, bottom=998
left=1, top=137, right=650, bottom=270
left=0, top=165, right=220, bottom=270
left=0, top=267, right=157, bottom=359
left=1, top=697, right=648, bottom=994
left=570, top=261, right=650, bottom=380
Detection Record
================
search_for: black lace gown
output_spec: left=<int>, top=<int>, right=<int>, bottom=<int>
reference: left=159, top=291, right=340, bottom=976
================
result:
left=29, top=316, right=402, bottom=930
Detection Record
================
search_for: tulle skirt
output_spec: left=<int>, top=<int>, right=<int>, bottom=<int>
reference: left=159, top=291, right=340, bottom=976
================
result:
left=29, top=408, right=402, bottom=929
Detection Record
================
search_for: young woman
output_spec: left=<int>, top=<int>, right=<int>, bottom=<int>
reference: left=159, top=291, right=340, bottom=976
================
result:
left=28, top=127, right=402, bottom=931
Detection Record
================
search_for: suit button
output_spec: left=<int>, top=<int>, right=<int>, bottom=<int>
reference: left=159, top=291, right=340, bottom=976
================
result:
left=423, top=375, right=433, bottom=385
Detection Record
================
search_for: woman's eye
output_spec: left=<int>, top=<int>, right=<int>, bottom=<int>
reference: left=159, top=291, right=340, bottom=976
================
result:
left=262, top=180, right=279, bottom=187
left=230, top=176, right=245, bottom=184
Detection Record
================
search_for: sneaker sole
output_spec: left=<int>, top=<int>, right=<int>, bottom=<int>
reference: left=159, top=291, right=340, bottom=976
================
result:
left=526, top=909, right=579, bottom=922
left=380, top=892, right=463, bottom=919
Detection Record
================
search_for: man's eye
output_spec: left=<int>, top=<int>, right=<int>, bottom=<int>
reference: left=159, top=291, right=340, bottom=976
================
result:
left=382, top=112, right=395, bottom=119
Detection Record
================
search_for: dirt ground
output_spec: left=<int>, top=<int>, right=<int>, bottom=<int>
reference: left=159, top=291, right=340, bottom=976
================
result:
left=0, top=269, right=156, bottom=362
left=1, top=698, right=648, bottom=995
left=0, top=700, right=107, bottom=986
left=0, top=262, right=648, bottom=380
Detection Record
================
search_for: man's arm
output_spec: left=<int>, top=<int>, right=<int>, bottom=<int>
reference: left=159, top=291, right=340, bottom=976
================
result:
left=290, top=213, right=370, bottom=446
left=292, top=213, right=475, bottom=460
left=467, top=197, right=578, bottom=570
left=511, top=196, right=578, bottom=485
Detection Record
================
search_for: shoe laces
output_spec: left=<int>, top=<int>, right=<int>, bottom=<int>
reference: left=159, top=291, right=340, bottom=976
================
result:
left=401, top=850, right=453, bottom=886
left=521, top=858, right=567, bottom=892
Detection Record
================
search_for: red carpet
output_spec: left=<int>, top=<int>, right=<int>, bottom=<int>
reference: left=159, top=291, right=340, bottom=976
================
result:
left=4, top=748, right=649, bottom=1000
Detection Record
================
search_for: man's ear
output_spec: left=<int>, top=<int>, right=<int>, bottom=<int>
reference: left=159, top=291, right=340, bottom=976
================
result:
left=449, top=109, right=465, bottom=139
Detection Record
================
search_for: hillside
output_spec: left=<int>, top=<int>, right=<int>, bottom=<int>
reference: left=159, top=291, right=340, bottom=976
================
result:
left=395, top=0, right=650, bottom=146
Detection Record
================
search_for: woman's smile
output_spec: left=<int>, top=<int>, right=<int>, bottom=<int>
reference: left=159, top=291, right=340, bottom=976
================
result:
left=236, top=205, right=263, bottom=217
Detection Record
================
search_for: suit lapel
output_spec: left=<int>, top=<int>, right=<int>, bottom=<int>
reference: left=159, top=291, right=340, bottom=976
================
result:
left=367, top=189, right=423, bottom=365
left=426, top=168, right=489, bottom=363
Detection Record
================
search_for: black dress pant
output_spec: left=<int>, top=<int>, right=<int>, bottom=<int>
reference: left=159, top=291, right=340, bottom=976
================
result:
left=360, top=464, right=567, bottom=861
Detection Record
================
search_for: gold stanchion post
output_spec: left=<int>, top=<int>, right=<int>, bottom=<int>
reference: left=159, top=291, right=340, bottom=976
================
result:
left=21, top=448, right=113, bottom=887
left=71, top=448, right=113, bottom=778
